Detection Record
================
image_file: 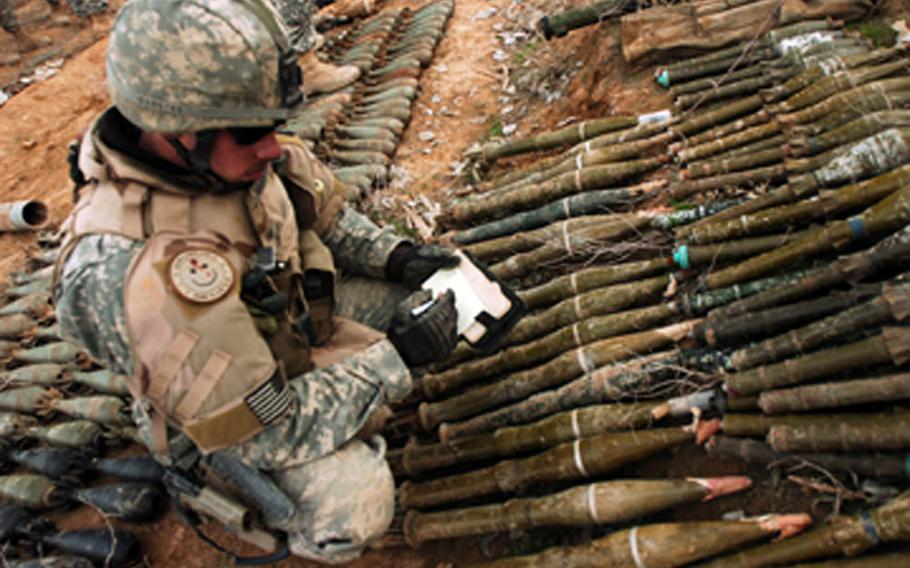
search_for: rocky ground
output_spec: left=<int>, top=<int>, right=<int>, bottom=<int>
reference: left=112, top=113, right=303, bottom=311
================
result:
left=1, top=0, right=910, bottom=566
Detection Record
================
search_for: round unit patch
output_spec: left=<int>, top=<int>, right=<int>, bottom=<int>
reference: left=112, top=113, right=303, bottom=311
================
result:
left=168, top=249, right=234, bottom=304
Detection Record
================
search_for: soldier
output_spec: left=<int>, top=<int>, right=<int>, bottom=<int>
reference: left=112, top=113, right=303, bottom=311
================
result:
left=269, top=0, right=361, bottom=96
left=54, top=0, right=458, bottom=564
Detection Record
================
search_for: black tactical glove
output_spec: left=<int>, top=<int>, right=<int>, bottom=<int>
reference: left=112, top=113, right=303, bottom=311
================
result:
left=385, top=243, right=460, bottom=289
left=387, top=289, right=458, bottom=368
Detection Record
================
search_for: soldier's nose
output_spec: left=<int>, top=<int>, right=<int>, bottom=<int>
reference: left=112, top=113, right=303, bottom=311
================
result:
left=255, top=133, right=283, bottom=161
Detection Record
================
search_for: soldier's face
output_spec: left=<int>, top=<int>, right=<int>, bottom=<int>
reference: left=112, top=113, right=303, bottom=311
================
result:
left=206, top=129, right=283, bottom=183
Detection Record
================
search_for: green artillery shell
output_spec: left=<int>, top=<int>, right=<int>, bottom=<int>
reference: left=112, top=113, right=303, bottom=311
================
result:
left=0, top=291, right=52, bottom=318
left=697, top=491, right=910, bottom=567
left=49, top=396, right=131, bottom=426
left=727, top=327, right=909, bottom=396
left=403, top=476, right=751, bottom=546
left=0, top=386, right=61, bottom=413
left=790, top=127, right=910, bottom=187
left=419, top=320, right=697, bottom=431
left=12, top=342, right=89, bottom=366
left=333, top=137, right=397, bottom=156
left=669, top=65, right=765, bottom=98
left=673, top=95, right=763, bottom=138
left=706, top=186, right=910, bottom=289
left=9, top=447, right=90, bottom=480
left=0, top=412, right=38, bottom=437
left=406, top=401, right=659, bottom=475
left=0, top=314, right=36, bottom=339
left=677, top=109, right=770, bottom=151
left=28, top=420, right=104, bottom=450
left=33, top=323, right=62, bottom=341
left=407, top=391, right=716, bottom=475
left=777, top=77, right=910, bottom=127
left=454, top=159, right=662, bottom=223
left=680, top=165, right=910, bottom=245
left=71, top=370, right=130, bottom=397
left=440, top=350, right=681, bottom=440
left=331, top=150, right=391, bottom=166
left=0, top=474, right=66, bottom=509
left=72, top=482, right=164, bottom=522
left=663, top=49, right=774, bottom=86
left=517, top=272, right=672, bottom=345
left=480, top=116, right=637, bottom=162
left=476, top=515, right=811, bottom=567
left=676, top=75, right=774, bottom=110
left=696, top=289, right=872, bottom=347
left=732, top=283, right=909, bottom=370
left=678, top=121, right=780, bottom=163
left=4, top=277, right=51, bottom=300
left=0, top=338, right=27, bottom=359
left=398, top=427, right=692, bottom=509
left=453, top=182, right=665, bottom=243
left=10, top=264, right=54, bottom=286
left=760, top=372, right=910, bottom=414
left=684, top=146, right=784, bottom=179
left=490, top=223, right=665, bottom=281
left=422, top=302, right=676, bottom=400
left=0, top=364, right=69, bottom=387
left=763, top=47, right=900, bottom=102
left=710, top=225, right=910, bottom=321
left=538, top=0, right=630, bottom=40
left=721, top=411, right=910, bottom=438
left=706, top=435, right=910, bottom=480
left=675, top=230, right=807, bottom=270
left=331, top=164, right=388, bottom=184
left=359, top=85, right=416, bottom=105
left=769, top=412, right=910, bottom=452
left=776, top=59, right=908, bottom=114
left=671, top=164, right=787, bottom=200
left=788, top=110, right=910, bottom=158
left=344, top=117, right=405, bottom=135
left=465, top=213, right=637, bottom=262
left=333, top=125, right=397, bottom=142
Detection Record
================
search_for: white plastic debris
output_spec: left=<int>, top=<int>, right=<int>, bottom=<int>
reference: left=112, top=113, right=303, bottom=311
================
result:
left=472, top=7, right=497, bottom=21
left=418, top=131, right=436, bottom=142
left=502, top=123, right=517, bottom=136
left=0, top=90, right=8, bottom=107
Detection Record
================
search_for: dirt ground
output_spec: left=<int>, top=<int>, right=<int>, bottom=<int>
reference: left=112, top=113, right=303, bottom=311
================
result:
left=2, top=0, right=909, bottom=566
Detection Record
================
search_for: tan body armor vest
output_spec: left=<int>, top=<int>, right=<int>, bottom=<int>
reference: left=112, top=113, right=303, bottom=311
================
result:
left=60, top=121, right=350, bottom=453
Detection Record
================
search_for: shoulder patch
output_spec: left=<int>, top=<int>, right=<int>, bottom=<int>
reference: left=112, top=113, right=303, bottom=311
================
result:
left=168, top=249, right=235, bottom=304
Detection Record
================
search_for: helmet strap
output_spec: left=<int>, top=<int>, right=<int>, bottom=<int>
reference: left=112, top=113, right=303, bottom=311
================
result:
left=166, top=132, right=236, bottom=193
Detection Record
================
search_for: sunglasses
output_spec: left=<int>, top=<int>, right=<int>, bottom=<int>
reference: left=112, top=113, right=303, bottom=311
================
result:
left=226, top=124, right=280, bottom=146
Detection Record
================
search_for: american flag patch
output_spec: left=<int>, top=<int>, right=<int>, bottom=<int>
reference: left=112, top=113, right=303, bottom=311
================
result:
left=245, top=373, right=292, bottom=425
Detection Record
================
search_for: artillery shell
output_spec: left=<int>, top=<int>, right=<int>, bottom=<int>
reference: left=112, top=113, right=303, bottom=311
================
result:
left=0, top=386, right=61, bottom=414
left=28, top=421, right=104, bottom=451
left=33, top=323, right=62, bottom=341
left=42, top=528, right=141, bottom=568
left=71, top=370, right=130, bottom=397
left=4, top=277, right=52, bottom=300
left=9, top=448, right=90, bottom=481
left=12, top=342, right=89, bottom=367
left=0, top=412, right=38, bottom=437
left=91, top=455, right=165, bottom=485
left=72, top=482, right=164, bottom=522
left=0, top=474, right=66, bottom=510
left=49, top=396, right=131, bottom=426
left=0, top=291, right=52, bottom=319
left=0, top=364, right=69, bottom=387
left=0, top=314, right=35, bottom=339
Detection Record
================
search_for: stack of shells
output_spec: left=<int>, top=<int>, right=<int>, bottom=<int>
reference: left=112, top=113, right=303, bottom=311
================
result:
left=0, top=232, right=162, bottom=568
left=387, top=16, right=910, bottom=567
left=284, top=0, right=455, bottom=198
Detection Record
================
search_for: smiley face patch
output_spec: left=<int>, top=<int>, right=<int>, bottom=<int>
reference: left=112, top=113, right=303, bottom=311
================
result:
left=168, top=249, right=235, bottom=304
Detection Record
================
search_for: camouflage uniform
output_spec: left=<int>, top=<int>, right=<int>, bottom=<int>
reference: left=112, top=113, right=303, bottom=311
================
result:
left=64, top=0, right=109, bottom=17
left=269, top=0, right=316, bottom=52
left=56, top=128, right=414, bottom=563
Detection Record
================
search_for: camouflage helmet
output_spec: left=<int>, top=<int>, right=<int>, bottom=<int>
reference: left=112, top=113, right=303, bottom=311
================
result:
left=106, top=0, right=303, bottom=134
